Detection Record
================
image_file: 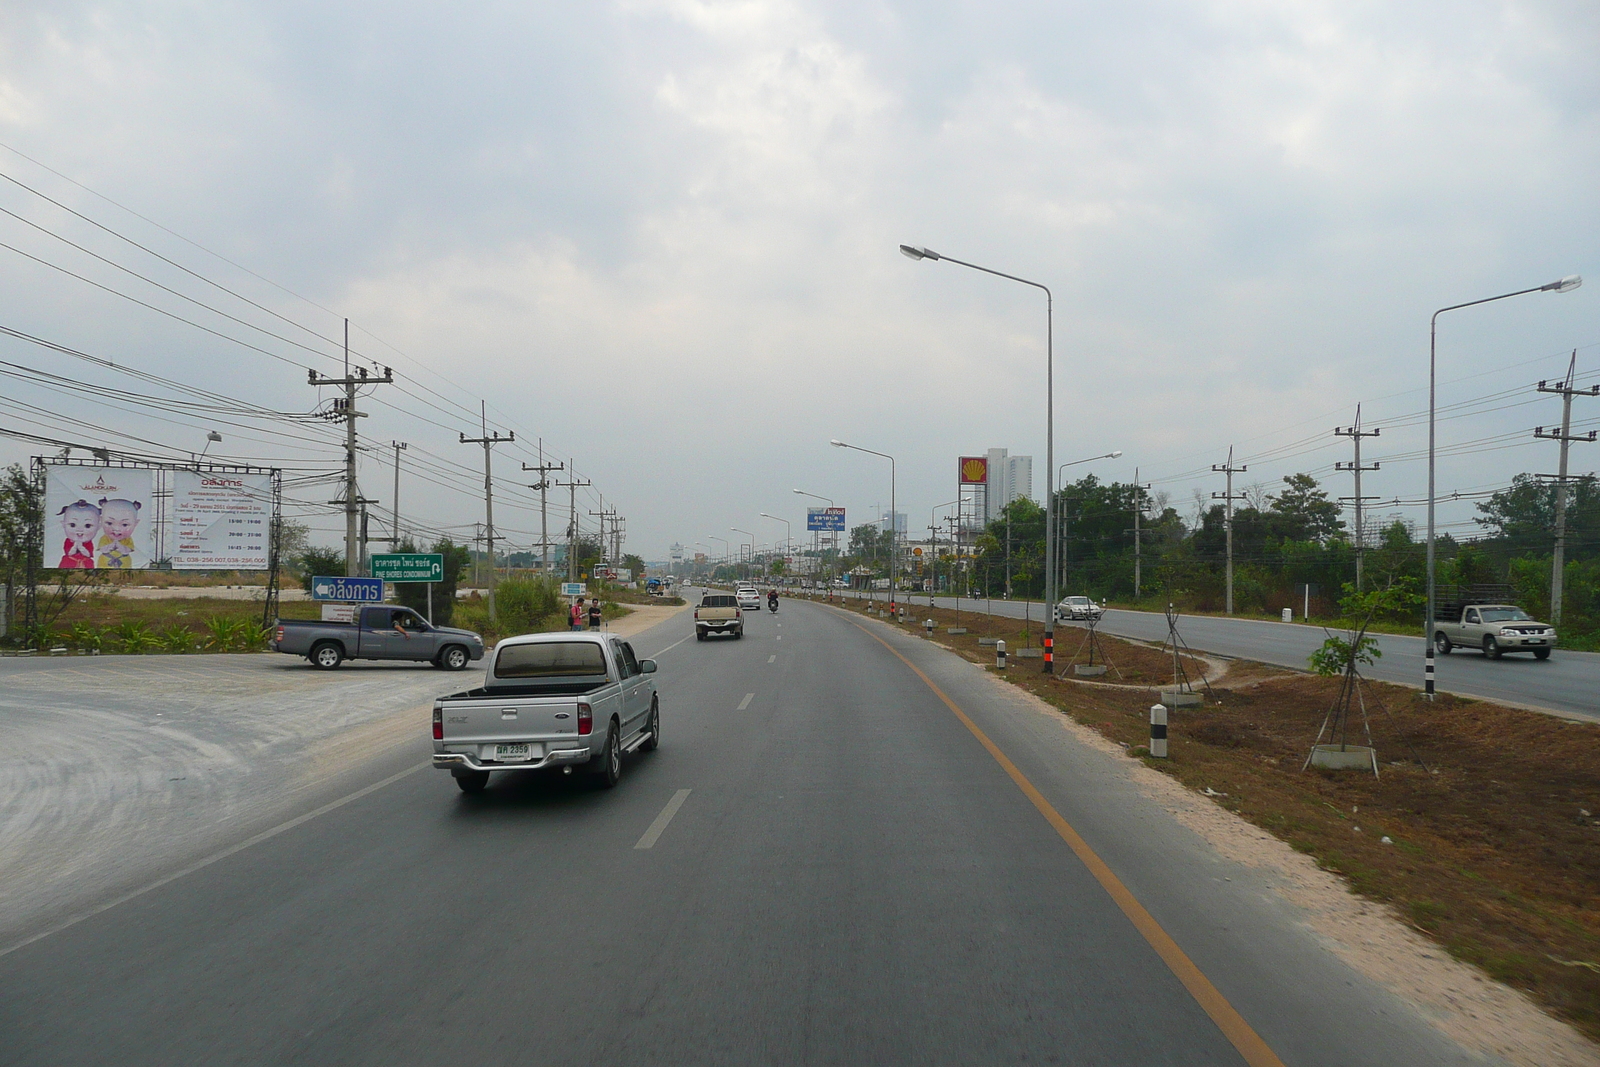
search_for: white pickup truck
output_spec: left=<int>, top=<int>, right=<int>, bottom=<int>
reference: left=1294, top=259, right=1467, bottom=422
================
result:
left=1433, top=603, right=1556, bottom=660
left=431, top=632, right=660, bottom=793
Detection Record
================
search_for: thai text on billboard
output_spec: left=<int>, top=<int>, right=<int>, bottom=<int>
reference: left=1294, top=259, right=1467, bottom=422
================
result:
left=806, top=507, right=846, bottom=531
left=45, top=465, right=153, bottom=570
left=171, top=471, right=273, bottom=569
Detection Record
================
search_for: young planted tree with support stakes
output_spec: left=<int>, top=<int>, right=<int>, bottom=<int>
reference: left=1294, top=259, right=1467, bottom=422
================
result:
left=1305, top=578, right=1424, bottom=774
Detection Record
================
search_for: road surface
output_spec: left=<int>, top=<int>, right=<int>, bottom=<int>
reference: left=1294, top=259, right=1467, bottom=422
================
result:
left=0, top=599, right=1521, bottom=1065
left=874, top=593, right=1599, bottom=722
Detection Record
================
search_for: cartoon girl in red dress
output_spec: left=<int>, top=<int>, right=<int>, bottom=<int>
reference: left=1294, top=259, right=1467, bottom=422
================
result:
left=57, top=499, right=100, bottom=569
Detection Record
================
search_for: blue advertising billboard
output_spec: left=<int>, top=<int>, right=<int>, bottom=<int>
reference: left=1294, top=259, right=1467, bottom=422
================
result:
left=807, top=507, right=846, bottom=531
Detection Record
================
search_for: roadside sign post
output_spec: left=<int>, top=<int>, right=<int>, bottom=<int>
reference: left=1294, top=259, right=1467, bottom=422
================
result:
left=561, top=582, right=587, bottom=598
left=371, top=552, right=445, bottom=624
left=310, top=575, right=385, bottom=603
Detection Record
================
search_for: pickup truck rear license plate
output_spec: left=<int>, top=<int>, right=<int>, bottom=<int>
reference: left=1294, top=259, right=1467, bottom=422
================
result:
left=494, top=743, right=533, bottom=761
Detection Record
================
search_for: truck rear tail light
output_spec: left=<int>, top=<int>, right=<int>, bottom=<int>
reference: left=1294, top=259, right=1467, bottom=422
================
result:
left=275, top=626, right=284, bottom=643
left=432, top=704, right=443, bottom=740
left=694, top=608, right=700, bottom=619
left=577, top=702, right=593, bottom=736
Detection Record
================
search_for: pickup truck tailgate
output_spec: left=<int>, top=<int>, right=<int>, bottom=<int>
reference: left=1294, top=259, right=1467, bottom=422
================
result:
left=438, top=695, right=582, bottom=764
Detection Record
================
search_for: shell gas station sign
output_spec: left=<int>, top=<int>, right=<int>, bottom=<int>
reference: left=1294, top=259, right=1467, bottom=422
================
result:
left=959, top=456, right=988, bottom=484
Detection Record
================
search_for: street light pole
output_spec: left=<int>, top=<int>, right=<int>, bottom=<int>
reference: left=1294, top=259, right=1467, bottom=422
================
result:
left=901, top=244, right=1055, bottom=670
left=731, top=528, right=755, bottom=581
left=759, top=513, right=792, bottom=556
left=1425, top=274, right=1581, bottom=699
left=1055, top=450, right=1123, bottom=603
left=832, top=440, right=896, bottom=613
left=709, top=535, right=730, bottom=579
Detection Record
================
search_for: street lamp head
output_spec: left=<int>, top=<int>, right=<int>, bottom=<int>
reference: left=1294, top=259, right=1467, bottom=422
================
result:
left=830, top=439, right=847, bottom=448
left=899, top=244, right=940, bottom=262
left=1542, top=274, right=1583, bottom=293
left=1108, top=450, right=1123, bottom=459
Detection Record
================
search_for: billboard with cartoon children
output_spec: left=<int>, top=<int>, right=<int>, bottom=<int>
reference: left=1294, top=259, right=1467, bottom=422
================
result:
left=44, top=465, right=153, bottom=570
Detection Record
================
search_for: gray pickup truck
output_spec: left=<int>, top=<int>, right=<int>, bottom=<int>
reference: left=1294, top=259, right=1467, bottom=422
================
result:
left=271, top=606, right=485, bottom=670
left=1434, top=603, right=1556, bottom=660
left=432, top=631, right=659, bottom=793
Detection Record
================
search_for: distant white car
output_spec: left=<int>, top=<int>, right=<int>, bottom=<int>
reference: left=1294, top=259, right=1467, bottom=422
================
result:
left=736, top=589, right=763, bottom=612
left=1054, top=595, right=1104, bottom=622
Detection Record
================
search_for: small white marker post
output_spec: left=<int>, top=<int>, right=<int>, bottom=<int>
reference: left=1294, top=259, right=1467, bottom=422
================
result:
left=996, top=639, right=1007, bottom=670
left=1149, top=704, right=1168, bottom=758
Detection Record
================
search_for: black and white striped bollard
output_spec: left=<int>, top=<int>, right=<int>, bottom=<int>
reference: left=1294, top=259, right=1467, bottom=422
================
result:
left=1149, top=703, right=1168, bottom=758
left=996, top=639, right=1007, bottom=670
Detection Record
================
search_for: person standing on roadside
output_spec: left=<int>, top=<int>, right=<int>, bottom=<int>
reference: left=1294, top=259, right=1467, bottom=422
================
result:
left=569, top=597, right=586, bottom=631
left=588, top=597, right=603, bottom=630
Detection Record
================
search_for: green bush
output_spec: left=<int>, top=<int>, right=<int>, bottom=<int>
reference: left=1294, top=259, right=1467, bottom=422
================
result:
left=69, top=623, right=104, bottom=652
left=494, top=576, right=563, bottom=634
left=112, top=621, right=156, bottom=654
left=159, top=625, right=196, bottom=654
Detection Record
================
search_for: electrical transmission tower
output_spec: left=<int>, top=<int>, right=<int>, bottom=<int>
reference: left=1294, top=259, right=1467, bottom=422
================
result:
left=1535, top=351, right=1599, bottom=625
left=555, top=465, right=591, bottom=582
left=459, top=402, right=513, bottom=622
left=521, top=443, right=564, bottom=578
left=1212, top=448, right=1247, bottom=615
left=309, top=318, right=392, bottom=575
left=1334, top=406, right=1380, bottom=591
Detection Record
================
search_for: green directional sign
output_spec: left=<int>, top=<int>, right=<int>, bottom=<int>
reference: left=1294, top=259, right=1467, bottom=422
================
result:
left=370, top=552, right=444, bottom=583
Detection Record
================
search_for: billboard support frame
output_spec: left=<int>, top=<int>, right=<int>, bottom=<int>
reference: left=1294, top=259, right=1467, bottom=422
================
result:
left=26, top=457, right=284, bottom=642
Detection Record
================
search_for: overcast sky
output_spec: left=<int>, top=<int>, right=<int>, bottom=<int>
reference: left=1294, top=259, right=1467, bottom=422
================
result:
left=1, top=0, right=1596, bottom=561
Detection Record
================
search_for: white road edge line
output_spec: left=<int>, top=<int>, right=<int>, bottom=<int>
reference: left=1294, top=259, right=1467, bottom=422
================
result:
left=738, top=693, right=754, bottom=710
left=0, top=762, right=426, bottom=960
left=768, top=654, right=776, bottom=663
left=634, top=788, right=692, bottom=850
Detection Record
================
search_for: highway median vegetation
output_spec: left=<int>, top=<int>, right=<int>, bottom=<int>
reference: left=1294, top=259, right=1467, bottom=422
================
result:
left=831, top=594, right=1600, bottom=1042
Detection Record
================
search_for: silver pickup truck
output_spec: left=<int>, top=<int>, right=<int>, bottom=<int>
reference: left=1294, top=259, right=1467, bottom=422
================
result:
left=271, top=606, right=485, bottom=670
left=1433, top=604, right=1556, bottom=660
left=431, top=631, right=660, bottom=793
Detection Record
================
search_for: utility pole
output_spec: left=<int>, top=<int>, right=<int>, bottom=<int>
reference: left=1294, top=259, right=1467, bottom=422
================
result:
left=556, top=464, right=591, bottom=582
left=521, top=442, right=564, bottom=578
left=1334, top=407, right=1381, bottom=591
left=310, top=319, right=391, bottom=575
left=1212, top=448, right=1247, bottom=615
left=390, top=441, right=407, bottom=547
left=459, top=401, right=513, bottom=622
left=1130, top=467, right=1152, bottom=600
left=1535, top=351, right=1599, bottom=625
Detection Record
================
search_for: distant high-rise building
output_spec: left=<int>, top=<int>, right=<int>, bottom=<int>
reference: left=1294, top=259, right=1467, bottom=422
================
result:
left=877, top=511, right=908, bottom=535
left=985, top=448, right=1033, bottom=523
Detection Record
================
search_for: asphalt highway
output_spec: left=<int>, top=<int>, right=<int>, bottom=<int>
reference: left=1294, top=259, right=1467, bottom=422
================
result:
left=0, top=597, right=1506, bottom=1065
left=881, top=592, right=1600, bottom=722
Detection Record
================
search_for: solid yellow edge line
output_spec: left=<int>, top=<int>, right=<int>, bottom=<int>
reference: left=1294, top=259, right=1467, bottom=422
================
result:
left=848, top=615, right=1286, bottom=1067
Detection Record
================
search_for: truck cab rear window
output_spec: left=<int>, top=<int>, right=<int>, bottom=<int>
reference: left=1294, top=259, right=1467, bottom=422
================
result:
left=702, top=595, right=737, bottom=607
left=495, top=642, right=607, bottom=678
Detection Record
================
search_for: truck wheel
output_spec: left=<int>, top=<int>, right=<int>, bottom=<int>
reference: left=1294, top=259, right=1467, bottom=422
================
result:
left=1483, top=636, right=1502, bottom=659
left=1434, top=632, right=1452, bottom=655
left=439, top=644, right=470, bottom=671
left=592, top=722, right=622, bottom=788
left=642, top=698, right=660, bottom=752
left=454, top=770, right=490, bottom=794
left=1534, top=648, right=1552, bottom=660
left=310, top=642, right=343, bottom=670
left=696, top=629, right=706, bottom=641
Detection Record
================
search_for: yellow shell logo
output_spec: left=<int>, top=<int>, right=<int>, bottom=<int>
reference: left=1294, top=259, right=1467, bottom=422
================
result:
left=960, top=457, right=988, bottom=483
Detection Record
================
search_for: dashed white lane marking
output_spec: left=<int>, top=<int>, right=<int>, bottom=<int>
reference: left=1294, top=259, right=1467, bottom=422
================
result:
left=737, top=693, right=754, bottom=710
left=768, top=655, right=776, bottom=663
left=776, top=635, right=782, bottom=640
left=651, top=634, right=693, bottom=657
left=634, top=789, right=692, bottom=850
